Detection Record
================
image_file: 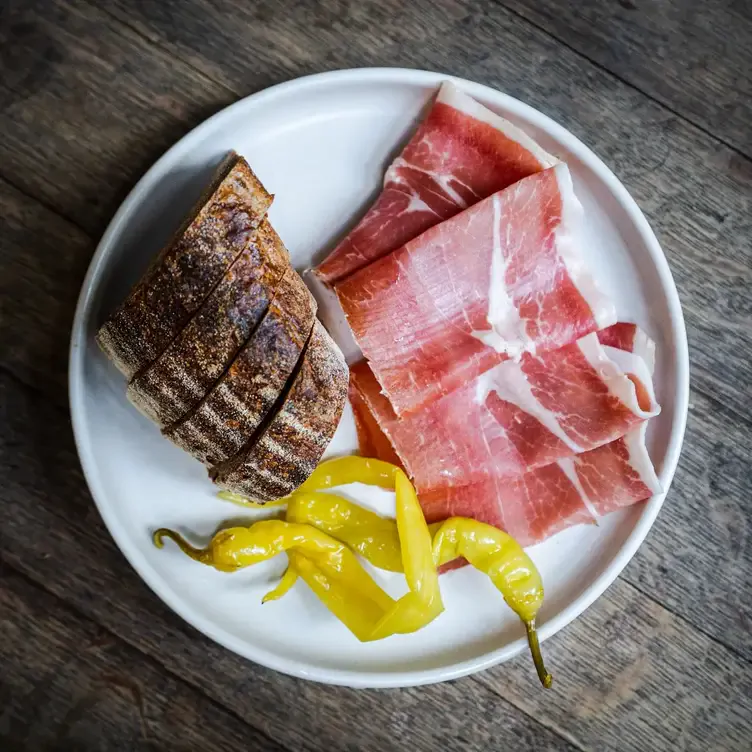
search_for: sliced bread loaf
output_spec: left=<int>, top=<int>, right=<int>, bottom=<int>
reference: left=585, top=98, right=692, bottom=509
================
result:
left=97, top=153, right=273, bottom=378
left=164, top=267, right=317, bottom=465
left=211, top=321, right=348, bottom=502
left=126, top=220, right=290, bottom=427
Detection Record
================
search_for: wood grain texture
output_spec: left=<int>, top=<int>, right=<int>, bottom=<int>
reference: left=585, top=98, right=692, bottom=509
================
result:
left=0, top=569, right=286, bottom=752
left=626, top=388, right=752, bottom=660
left=0, top=176, right=92, bottom=403
left=499, top=0, right=752, bottom=156
left=1, top=0, right=751, bottom=749
left=0, top=0, right=233, bottom=235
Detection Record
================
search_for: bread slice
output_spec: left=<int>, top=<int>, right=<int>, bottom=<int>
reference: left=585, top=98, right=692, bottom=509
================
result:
left=126, top=220, right=290, bottom=427
left=97, top=153, right=273, bottom=379
left=212, top=321, right=348, bottom=501
left=164, top=267, right=318, bottom=465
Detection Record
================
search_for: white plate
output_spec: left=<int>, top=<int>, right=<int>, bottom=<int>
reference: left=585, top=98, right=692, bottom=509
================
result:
left=69, top=68, right=689, bottom=688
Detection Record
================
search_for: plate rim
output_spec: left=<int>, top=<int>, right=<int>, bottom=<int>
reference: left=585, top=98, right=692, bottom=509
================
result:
left=68, top=66, right=690, bottom=688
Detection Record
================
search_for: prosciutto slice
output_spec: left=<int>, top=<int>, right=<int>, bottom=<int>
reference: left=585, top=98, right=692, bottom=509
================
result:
left=337, top=163, right=616, bottom=416
left=350, top=324, right=659, bottom=492
left=316, top=82, right=557, bottom=285
left=419, top=424, right=661, bottom=547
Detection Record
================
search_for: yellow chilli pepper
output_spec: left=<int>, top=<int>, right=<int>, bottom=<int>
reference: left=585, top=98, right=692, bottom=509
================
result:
left=288, top=462, right=443, bottom=638
left=154, top=520, right=395, bottom=641
left=285, top=458, right=551, bottom=686
left=286, top=491, right=403, bottom=572
left=284, top=501, right=551, bottom=685
left=288, top=457, right=443, bottom=636
left=432, top=517, right=551, bottom=687
left=154, top=465, right=444, bottom=642
left=368, top=468, right=443, bottom=638
left=297, top=456, right=399, bottom=492
left=160, top=456, right=550, bottom=686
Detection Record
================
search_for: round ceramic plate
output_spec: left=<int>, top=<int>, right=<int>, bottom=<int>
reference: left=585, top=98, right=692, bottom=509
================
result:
left=69, top=68, right=689, bottom=688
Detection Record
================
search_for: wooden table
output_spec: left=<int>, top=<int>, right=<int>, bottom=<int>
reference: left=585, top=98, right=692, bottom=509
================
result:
left=1, top=1, right=750, bottom=749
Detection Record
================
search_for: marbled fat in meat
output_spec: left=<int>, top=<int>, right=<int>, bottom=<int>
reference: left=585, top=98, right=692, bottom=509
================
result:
left=337, top=164, right=616, bottom=416
left=315, top=82, right=557, bottom=284
left=349, top=325, right=659, bottom=492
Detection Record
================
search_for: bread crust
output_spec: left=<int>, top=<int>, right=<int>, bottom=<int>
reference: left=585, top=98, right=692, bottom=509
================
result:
left=164, top=268, right=317, bottom=465
left=213, top=321, right=348, bottom=501
left=97, top=153, right=273, bottom=378
left=126, top=219, right=289, bottom=426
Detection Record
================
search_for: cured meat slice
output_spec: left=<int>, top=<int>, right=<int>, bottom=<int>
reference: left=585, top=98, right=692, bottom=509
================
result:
left=213, top=322, right=349, bottom=502
left=349, top=324, right=657, bottom=492
left=597, top=322, right=656, bottom=375
left=315, top=82, right=557, bottom=284
left=336, top=163, right=616, bottom=415
left=419, top=424, right=661, bottom=547
left=127, top=220, right=289, bottom=427
left=164, top=268, right=317, bottom=466
left=349, top=377, right=404, bottom=470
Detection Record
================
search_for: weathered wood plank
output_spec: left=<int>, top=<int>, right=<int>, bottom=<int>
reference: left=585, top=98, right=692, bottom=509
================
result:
left=475, top=570, right=752, bottom=752
left=2, top=0, right=749, bottom=423
left=1, top=367, right=751, bottom=750
left=0, top=176, right=93, bottom=404
left=0, top=384, right=578, bottom=749
left=0, top=0, right=233, bottom=235
left=0, top=568, right=287, bottom=751
left=626, top=388, right=752, bottom=661
left=498, top=0, right=752, bottom=155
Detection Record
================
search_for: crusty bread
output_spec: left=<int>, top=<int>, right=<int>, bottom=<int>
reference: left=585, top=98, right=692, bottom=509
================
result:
left=97, top=153, right=273, bottom=379
left=164, top=267, right=317, bottom=465
left=126, top=219, right=289, bottom=427
left=212, top=321, right=348, bottom=501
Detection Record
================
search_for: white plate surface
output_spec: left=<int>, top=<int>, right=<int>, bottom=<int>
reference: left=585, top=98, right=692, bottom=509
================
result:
left=69, top=68, right=689, bottom=688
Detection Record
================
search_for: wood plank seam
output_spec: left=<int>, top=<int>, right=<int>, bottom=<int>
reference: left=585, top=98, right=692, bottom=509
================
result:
left=74, top=0, right=237, bottom=99
left=617, top=575, right=752, bottom=666
left=0, top=554, right=296, bottom=752
left=491, top=0, right=752, bottom=161
left=0, top=171, right=91, bottom=239
left=80, top=0, right=752, bottom=164
left=468, top=672, right=588, bottom=749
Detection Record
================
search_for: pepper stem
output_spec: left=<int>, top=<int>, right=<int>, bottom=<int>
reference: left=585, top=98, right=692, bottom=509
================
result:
left=153, top=528, right=213, bottom=566
left=262, top=565, right=300, bottom=603
left=525, top=620, right=553, bottom=688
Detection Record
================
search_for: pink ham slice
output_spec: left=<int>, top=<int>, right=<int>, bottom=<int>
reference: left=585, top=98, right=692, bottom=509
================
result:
left=419, top=424, right=661, bottom=547
left=351, top=376, right=661, bottom=547
left=349, top=324, right=659, bottom=493
left=336, top=163, right=616, bottom=416
left=315, top=82, right=557, bottom=285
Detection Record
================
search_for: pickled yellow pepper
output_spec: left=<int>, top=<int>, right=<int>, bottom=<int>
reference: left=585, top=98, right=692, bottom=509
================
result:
left=154, top=520, right=394, bottom=641
left=161, top=456, right=550, bottom=685
left=155, top=460, right=444, bottom=641
left=298, top=456, right=399, bottom=492
left=281, top=457, right=551, bottom=686
left=286, top=491, right=403, bottom=572
left=432, top=518, right=552, bottom=688
left=288, top=461, right=443, bottom=638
